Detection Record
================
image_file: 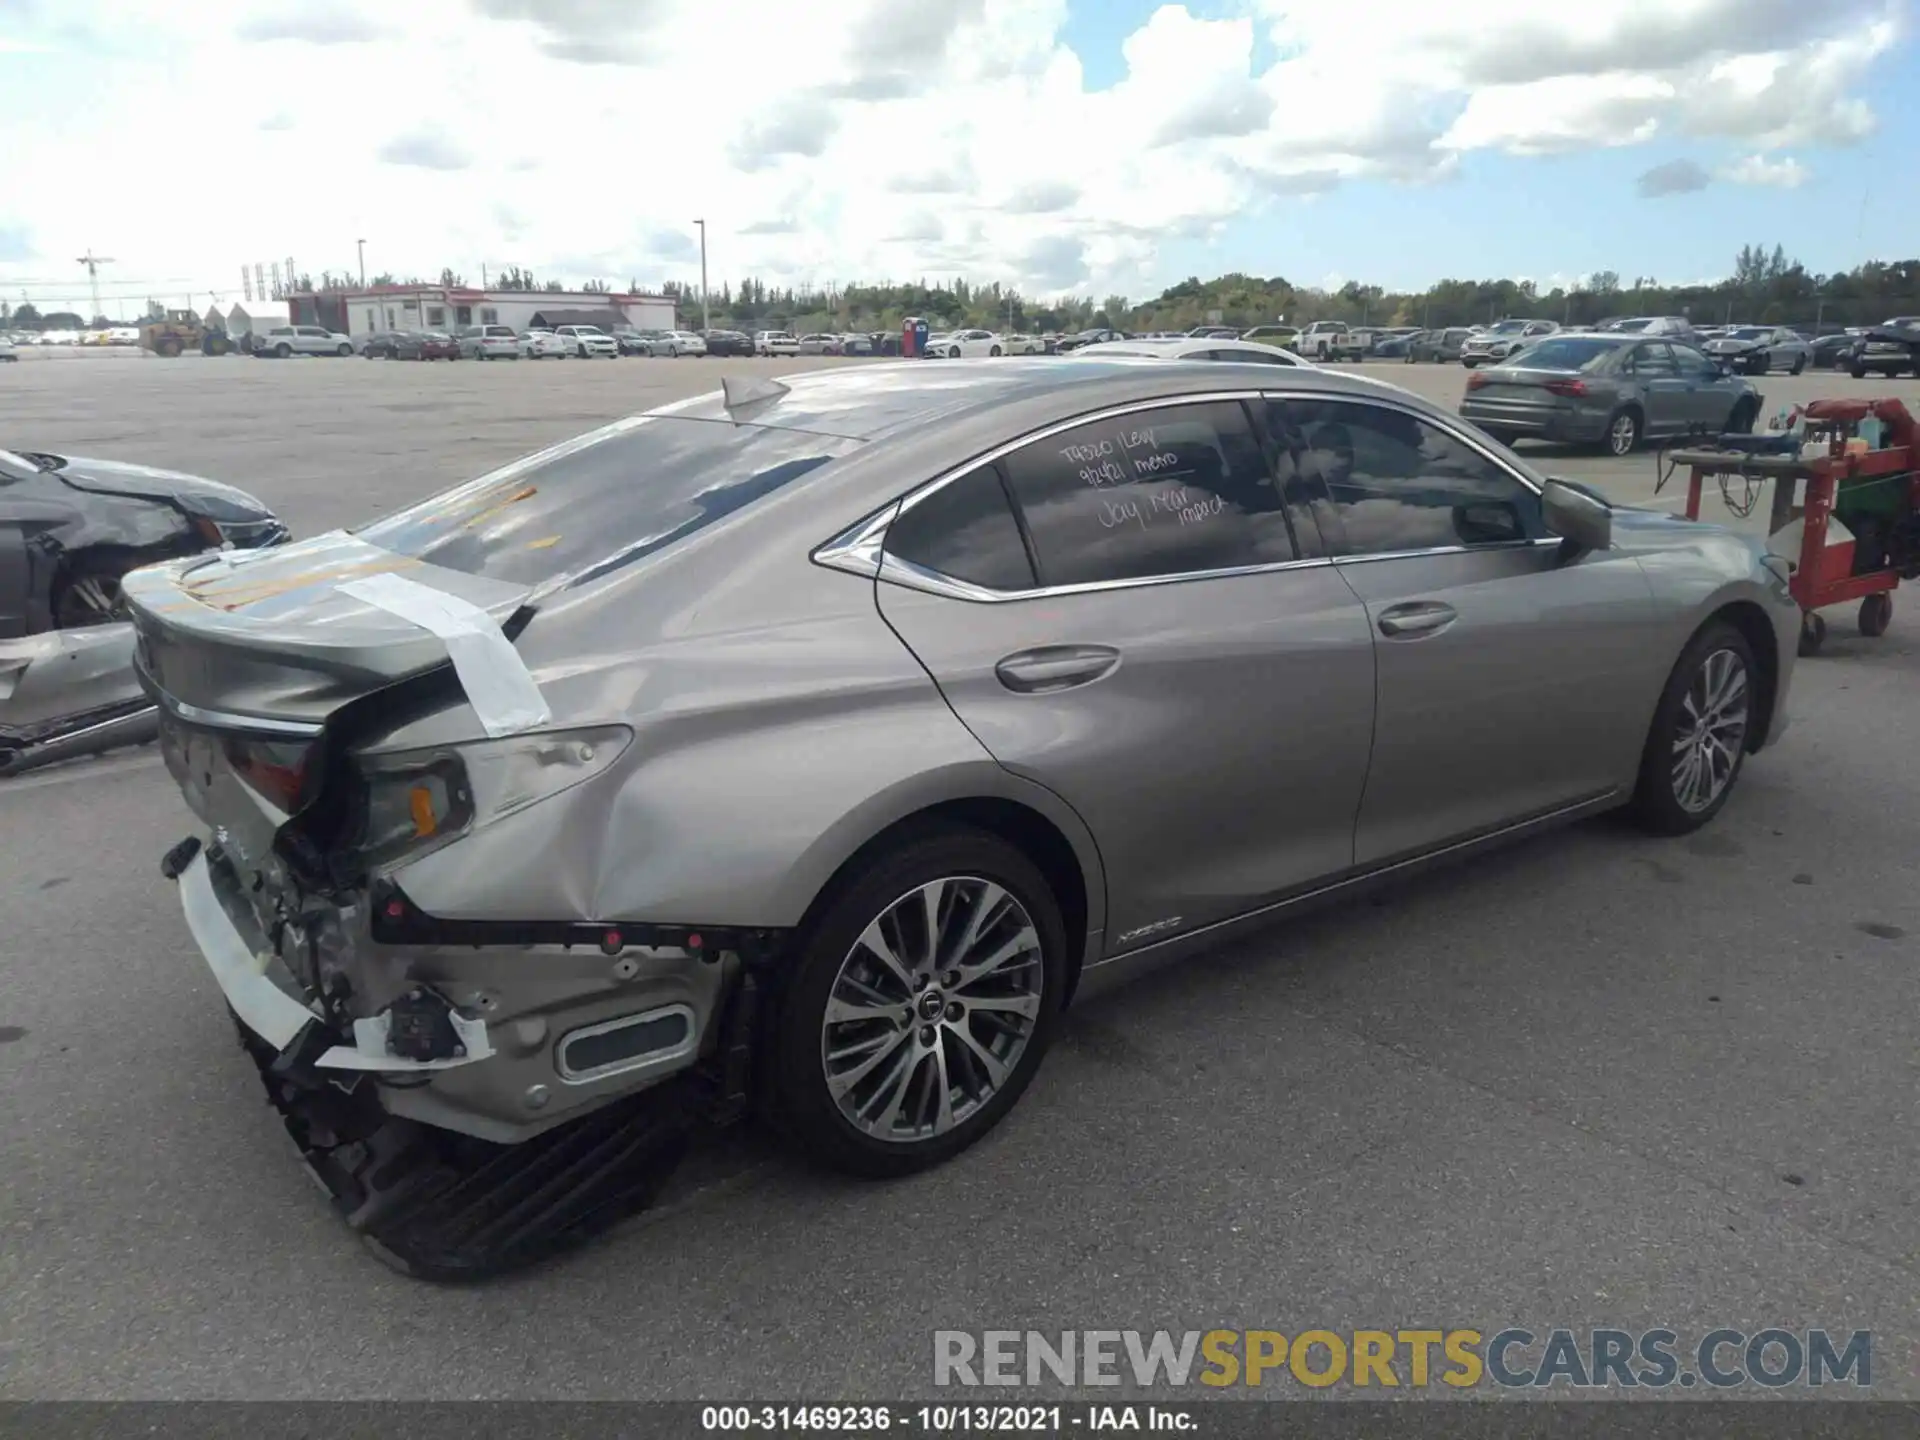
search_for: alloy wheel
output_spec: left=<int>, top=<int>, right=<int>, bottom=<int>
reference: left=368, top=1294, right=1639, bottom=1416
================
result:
left=1608, top=411, right=1639, bottom=456
left=1671, top=648, right=1749, bottom=813
left=821, top=875, right=1044, bottom=1144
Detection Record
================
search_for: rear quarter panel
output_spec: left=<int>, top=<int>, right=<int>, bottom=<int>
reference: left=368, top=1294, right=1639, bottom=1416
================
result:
left=381, top=475, right=1109, bottom=936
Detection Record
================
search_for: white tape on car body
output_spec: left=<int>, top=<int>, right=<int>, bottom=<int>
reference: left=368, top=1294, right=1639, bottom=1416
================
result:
left=339, top=571, right=551, bottom=737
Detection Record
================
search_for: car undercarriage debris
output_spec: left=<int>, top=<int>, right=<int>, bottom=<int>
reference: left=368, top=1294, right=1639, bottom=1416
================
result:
left=232, top=1010, right=698, bottom=1280
left=226, top=968, right=769, bottom=1281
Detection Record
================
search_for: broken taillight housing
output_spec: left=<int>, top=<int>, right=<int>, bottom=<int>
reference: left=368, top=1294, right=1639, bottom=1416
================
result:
left=223, top=736, right=318, bottom=814
left=351, top=724, right=632, bottom=869
left=1465, top=371, right=1489, bottom=390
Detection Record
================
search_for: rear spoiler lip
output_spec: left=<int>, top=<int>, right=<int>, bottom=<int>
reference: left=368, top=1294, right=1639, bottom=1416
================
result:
left=134, top=601, right=541, bottom=742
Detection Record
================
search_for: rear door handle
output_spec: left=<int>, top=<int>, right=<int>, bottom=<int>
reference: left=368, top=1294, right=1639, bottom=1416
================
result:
left=994, top=645, right=1121, bottom=693
left=1377, top=601, right=1457, bottom=638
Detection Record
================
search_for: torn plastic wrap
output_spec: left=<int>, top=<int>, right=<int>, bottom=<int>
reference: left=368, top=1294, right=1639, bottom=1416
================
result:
left=339, top=571, right=551, bottom=737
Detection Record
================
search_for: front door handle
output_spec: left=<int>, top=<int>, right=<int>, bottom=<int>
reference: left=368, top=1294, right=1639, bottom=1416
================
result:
left=995, top=644, right=1121, bottom=693
left=1377, top=601, right=1457, bottom=638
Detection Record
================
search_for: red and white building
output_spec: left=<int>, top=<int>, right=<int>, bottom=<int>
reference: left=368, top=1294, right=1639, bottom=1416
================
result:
left=286, top=284, right=678, bottom=338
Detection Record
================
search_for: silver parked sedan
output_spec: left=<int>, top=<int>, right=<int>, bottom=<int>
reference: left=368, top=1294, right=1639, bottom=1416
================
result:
left=126, top=360, right=1798, bottom=1277
left=1702, top=326, right=1812, bottom=376
left=1460, top=333, right=1765, bottom=455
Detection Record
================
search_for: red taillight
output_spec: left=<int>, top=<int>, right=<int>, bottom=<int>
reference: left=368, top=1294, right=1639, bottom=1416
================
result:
left=1544, top=378, right=1588, bottom=397
left=223, top=736, right=313, bottom=812
left=1465, top=371, right=1489, bottom=390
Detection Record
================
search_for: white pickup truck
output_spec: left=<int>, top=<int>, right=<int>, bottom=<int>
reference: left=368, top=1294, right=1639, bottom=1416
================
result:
left=1293, top=321, right=1368, bottom=361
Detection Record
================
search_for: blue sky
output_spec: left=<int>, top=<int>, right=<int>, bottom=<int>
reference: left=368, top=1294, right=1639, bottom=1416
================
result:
left=1058, top=0, right=1916, bottom=293
left=0, top=0, right=1911, bottom=314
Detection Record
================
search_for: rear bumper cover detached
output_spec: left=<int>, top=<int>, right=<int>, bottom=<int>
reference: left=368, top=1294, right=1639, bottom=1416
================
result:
left=166, top=835, right=769, bottom=1279
left=168, top=837, right=739, bottom=1143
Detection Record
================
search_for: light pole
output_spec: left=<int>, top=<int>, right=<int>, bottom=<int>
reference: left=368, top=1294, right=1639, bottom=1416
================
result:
left=692, top=219, right=709, bottom=332
left=357, top=238, right=366, bottom=289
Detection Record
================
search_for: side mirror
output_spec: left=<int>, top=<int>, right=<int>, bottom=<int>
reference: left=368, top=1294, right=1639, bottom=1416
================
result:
left=1541, top=477, right=1612, bottom=556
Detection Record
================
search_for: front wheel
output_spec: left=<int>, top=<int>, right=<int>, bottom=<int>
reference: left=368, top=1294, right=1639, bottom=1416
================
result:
left=1850, top=364, right=1868, bottom=379
left=1628, top=621, right=1757, bottom=835
left=336, top=343, right=352, bottom=356
left=1726, top=398, right=1759, bottom=434
left=1790, top=354, right=1806, bottom=375
left=275, top=343, right=292, bottom=358
left=989, top=345, right=1002, bottom=357
left=768, top=827, right=1067, bottom=1179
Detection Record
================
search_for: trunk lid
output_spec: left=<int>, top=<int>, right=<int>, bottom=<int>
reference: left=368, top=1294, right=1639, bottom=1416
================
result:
left=123, top=528, right=534, bottom=727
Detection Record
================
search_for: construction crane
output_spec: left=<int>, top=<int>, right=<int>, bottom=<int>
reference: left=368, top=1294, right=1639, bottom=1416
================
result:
left=76, top=250, right=115, bottom=322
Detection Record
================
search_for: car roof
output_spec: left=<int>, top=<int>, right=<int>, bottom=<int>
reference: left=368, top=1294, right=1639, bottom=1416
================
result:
left=1075, top=338, right=1304, bottom=364
left=644, top=355, right=1430, bottom=442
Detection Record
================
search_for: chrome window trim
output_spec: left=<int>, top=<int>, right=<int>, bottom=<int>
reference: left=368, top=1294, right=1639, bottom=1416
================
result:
left=811, top=385, right=1563, bottom=603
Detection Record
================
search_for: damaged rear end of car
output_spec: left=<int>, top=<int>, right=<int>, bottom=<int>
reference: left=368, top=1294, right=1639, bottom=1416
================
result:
left=127, top=410, right=866, bottom=1279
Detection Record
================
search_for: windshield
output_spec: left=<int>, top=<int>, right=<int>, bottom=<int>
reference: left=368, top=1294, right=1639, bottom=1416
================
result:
left=355, top=416, right=860, bottom=589
left=1506, top=337, right=1621, bottom=371
left=1490, top=320, right=1529, bottom=334
left=1729, top=327, right=1769, bottom=339
left=1614, top=319, right=1653, bottom=332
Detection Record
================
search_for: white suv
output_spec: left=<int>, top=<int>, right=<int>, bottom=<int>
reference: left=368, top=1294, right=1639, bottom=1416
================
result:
left=755, top=330, right=799, bottom=356
left=555, top=324, right=618, bottom=358
left=257, top=324, right=354, bottom=357
left=459, top=324, right=519, bottom=360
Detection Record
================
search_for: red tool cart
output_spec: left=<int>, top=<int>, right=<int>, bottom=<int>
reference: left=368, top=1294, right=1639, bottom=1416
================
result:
left=1665, top=398, right=1920, bottom=656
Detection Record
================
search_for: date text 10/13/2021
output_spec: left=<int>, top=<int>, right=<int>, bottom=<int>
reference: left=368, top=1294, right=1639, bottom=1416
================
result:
left=700, top=1405, right=1192, bottom=1432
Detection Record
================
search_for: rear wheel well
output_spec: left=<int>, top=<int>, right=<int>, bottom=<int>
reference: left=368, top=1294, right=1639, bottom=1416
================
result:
left=1703, top=601, right=1780, bottom=750
left=794, top=798, right=1094, bottom=1003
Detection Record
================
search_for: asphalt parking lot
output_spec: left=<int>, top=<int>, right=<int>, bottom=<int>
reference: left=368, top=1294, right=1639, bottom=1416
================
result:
left=3, top=353, right=1919, bottom=1401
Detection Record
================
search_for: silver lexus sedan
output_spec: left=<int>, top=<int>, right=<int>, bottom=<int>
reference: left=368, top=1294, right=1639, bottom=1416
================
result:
left=126, top=360, right=1800, bottom=1277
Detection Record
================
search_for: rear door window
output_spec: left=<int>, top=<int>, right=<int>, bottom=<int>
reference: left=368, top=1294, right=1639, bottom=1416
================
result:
left=995, top=400, right=1301, bottom=587
left=1630, top=342, right=1678, bottom=375
left=356, top=418, right=860, bottom=588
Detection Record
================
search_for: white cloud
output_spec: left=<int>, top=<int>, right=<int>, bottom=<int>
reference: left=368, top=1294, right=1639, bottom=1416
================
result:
left=0, top=0, right=1899, bottom=309
left=1720, top=153, right=1811, bottom=188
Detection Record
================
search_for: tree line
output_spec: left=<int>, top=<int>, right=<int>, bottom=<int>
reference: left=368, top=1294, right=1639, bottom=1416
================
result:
left=669, top=247, right=1919, bottom=337
left=9, top=245, right=1915, bottom=336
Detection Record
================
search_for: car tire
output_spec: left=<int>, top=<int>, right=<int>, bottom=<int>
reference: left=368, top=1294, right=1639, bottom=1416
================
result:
left=275, top=343, right=292, bottom=358
left=336, top=343, right=352, bottom=356
left=767, top=825, right=1068, bottom=1180
left=1726, top=397, right=1759, bottom=433
left=1603, top=407, right=1641, bottom=457
left=1849, top=363, right=1868, bottom=379
left=989, top=345, right=1003, bottom=357
left=1628, top=621, right=1757, bottom=837
left=1790, top=354, right=1806, bottom=375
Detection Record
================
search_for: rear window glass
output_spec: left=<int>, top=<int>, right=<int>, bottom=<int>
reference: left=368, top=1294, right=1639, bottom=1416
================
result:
left=1507, top=337, right=1620, bottom=371
left=355, top=417, right=860, bottom=588
left=885, top=469, right=1037, bottom=591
